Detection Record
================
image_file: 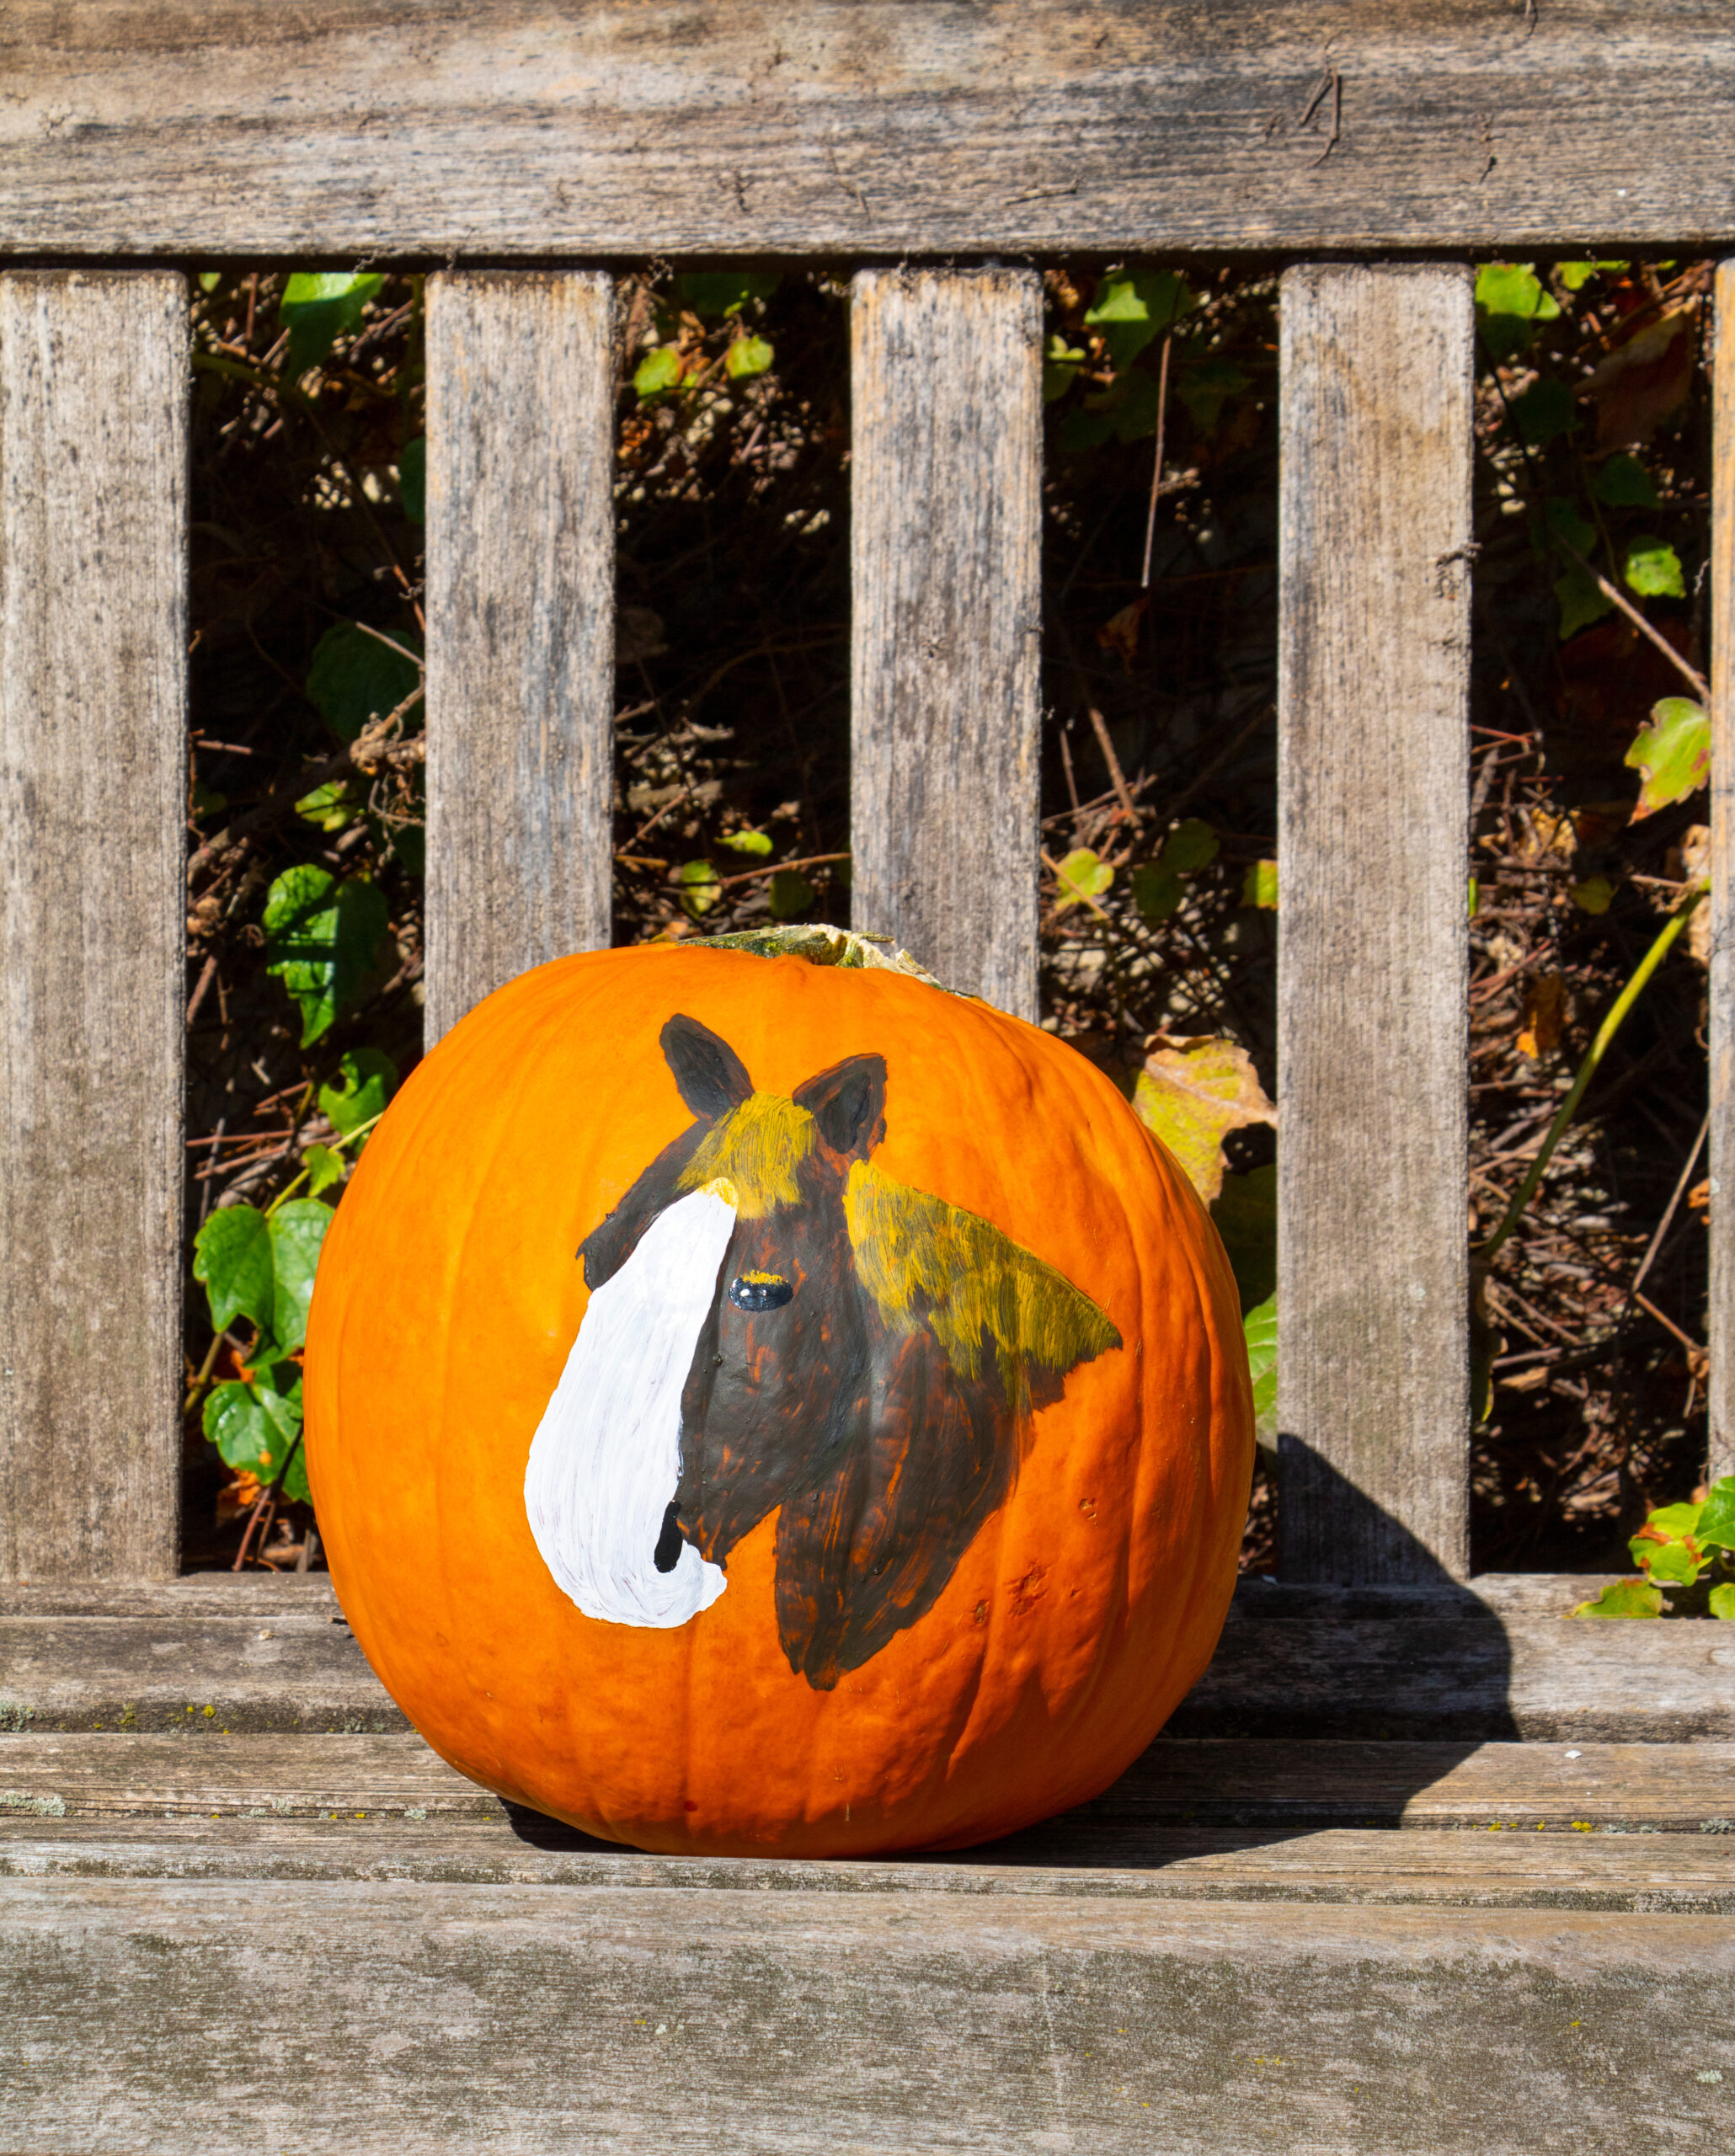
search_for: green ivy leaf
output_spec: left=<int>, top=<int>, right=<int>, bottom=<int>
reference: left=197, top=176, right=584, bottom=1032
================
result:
left=1242, top=1294, right=1277, bottom=1450
left=193, top=1207, right=275, bottom=1338
left=302, top=1143, right=345, bottom=1198
left=1241, top=859, right=1279, bottom=910
left=767, top=868, right=814, bottom=920
left=1709, top=1582, right=1735, bottom=1620
left=192, top=1199, right=332, bottom=1357
left=1475, top=263, right=1561, bottom=362
left=264, top=1201, right=332, bottom=1356
left=1044, top=336, right=1086, bottom=403
left=280, top=271, right=384, bottom=377
left=1543, top=498, right=1596, bottom=558
left=634, top=348, right=685, bottom=401
left=1556, top=261, right=1627, bottom=291
left=1054, top=848, right=1113, bottom=910
left=318, top=1047, right=398, bottom=1137
left=1693, top=1476, right=1735, bottom=1551
left=1161, top=819, right=1220, bottom=873
left=1510, top=379, right=1577, bottom=446
left=719, top=830, right=774, bottom=857
left=675, top=271, right=781, bottom=319
left=1570, top=874, right=1615, bottom=915
left=1212, top=1165, right=1277, bottom=1316
left=1571, top=1577, right=1664, bottom=1619
left=264, top=866, right=389, bottom=1045
left=679, top=860, right=721, bottom=918
left=1082, top=271, right=1194, bottom=371
left=724, top=336, right=774, bottom=382
left=1131, top=862, right=1183, bottom=923
left=203, top=1372, right=310, bottom=1502
left=1624, top=539, right=1686, bottom=599
left=1555, top=568, right=1614, bottom=641
left=1626, top=696, right=1710, bottom=819
left=1592, top=453, right=1658, bottom=510
left=398, top=436, right=426, bottom=524
left=295, top=779, right=355, bottom=834
left=306, top=622, right=423, bottom=744
left=1634, top=1538, right=1703, bottom=1588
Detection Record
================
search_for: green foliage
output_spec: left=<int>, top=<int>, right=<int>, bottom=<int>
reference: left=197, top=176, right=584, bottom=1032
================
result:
left=1474, top=263, right=1561, bottom=362
left=675, top=271, right=781, bottom=320
left=1572, top=1577, right=1665, bottom=1619
left=1241, top=859, right=1279, bottom=910
left=1593, top=453, right=1658, bottom=509
left=280, top=271, right=384, bottom=377
left=1241, top=1294, right=1277, bottom=1452
left=725, top=336, right=775, bottom=382
left=719, top=829, right=773, bottom=857
left=1211, top=1164, right=1276, bottom=1315
left=296, top=779, right=355, bottom=834
left=1510, top=378, right=1576, bottom=446
left=1054, top=848, right=1113, bottom=910
left=193, top=1199, right=331, bottom=1361
left=306, top=622, right=424, bottom=744
left=767, top=868, right=814, bottom=920
left=678, top=859, right=721, bottom=917
left=398, top=436, right=426, bottom=523
left=318, top=1048, right=398, bottom=1138
left=634, top=347, right=685, bottom=401
left=1572, top=1478, right=1735, bottom=1618
left=204, top=1370, right=311, bottom=1504
left=263, top=866, right=389, bottom=1044
left=1082, top=271, right=1194, bottom=370
left=1624, top=538, right=1685, bottom=599
left=1626, top=697, right=1710, bottom=819
left=1133, top=819, right=1219, bottom=923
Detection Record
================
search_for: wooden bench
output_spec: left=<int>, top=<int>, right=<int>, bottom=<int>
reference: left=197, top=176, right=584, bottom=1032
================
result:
left=3, top=4, right=1734, bottom=2145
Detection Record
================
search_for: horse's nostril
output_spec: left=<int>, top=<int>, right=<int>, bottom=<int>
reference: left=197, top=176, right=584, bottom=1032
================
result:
left=729, top=1273, right=793, bottom=1313
left=653, top=1501, right=685, bottom=1574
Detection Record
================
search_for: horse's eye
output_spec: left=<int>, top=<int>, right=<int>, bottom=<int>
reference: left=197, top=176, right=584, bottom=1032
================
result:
left=729, top=1272, right=793, bottom=1313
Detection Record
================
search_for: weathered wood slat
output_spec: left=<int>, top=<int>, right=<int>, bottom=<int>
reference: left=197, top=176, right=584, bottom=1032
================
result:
left=7, top=3, right=1735, bottom=258
left=0, top=1572, right=1621, bottom=1621
left=424, top=270, right=615, bottom=1040
left=1277, top=264, right=1474, bottom=1582
left=3, top=1873, right=1729, bottom=2153
left=0, top=271, right=186, bottom=1583
left=4, top=1819, right=1733, bottom=1916
left=3, top=1733, right=1732, bottom=1838
left=5, top=1606, right=1731, bottom=1740
left=849, top=269, right=1041, bottom=1017
left=1710, top=257, right=1735, bottom=1489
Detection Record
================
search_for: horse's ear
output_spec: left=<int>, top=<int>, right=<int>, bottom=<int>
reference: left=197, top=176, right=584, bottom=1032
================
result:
left=660, top=1014, right=755, bottom=1121
left=793, top=1054, right=887, bottom=1162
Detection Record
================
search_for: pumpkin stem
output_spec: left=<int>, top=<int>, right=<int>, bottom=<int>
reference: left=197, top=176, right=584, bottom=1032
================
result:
left=686, top=922, right=958, bottom=990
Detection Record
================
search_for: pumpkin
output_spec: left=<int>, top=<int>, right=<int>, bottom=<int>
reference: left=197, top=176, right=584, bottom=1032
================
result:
left=304, top=928, right=1252, bottom=1856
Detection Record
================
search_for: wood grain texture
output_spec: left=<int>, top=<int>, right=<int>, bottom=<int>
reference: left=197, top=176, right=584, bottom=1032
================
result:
left=4, top=1732, right=1732, bottom=1839
left=1710, top=259, right=1735, bottom=1489
left=849, top=270, right=1041, bottom=1016
left=6, top=1817, right=1733, bottom=1914
left=7, top=3, right=1735, bottom=258
left=0, top=273, right=186, bottom=1583
left=424, top=271, right=615, bottom=1040
left=2, top=1874, right=1729, bottom=2153
left=1277, top=264, right=1474, bottom=1582
left=6, top=1604, right=1732, bottom=1742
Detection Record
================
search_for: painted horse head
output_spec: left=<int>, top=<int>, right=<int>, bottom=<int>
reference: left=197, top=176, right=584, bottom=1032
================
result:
left=525, top=1014, right=1120, bottom=1688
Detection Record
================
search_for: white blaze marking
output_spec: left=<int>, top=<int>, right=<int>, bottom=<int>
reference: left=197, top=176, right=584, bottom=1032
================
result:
left=524, top=1184, right=733, bottom=1627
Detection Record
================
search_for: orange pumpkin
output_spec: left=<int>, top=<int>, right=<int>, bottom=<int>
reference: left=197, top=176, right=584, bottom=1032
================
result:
left=304, top=932, right=1252, bottom=1855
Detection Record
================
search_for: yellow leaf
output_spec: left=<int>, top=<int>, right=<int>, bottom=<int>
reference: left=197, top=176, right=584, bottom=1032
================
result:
left=1132, top=1035, right=1277, bottom=1203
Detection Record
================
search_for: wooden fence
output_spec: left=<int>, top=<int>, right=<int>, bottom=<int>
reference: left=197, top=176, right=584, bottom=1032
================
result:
left=3, top=7, right=1734, bottom=2148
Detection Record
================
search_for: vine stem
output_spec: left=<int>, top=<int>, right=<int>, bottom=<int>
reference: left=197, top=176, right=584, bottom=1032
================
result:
left=1476, top=882, right=1707, bottom=1272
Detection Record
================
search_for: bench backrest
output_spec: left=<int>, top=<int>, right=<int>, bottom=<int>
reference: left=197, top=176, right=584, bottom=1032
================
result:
left=1, top=1, right=1730, bottom=1585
